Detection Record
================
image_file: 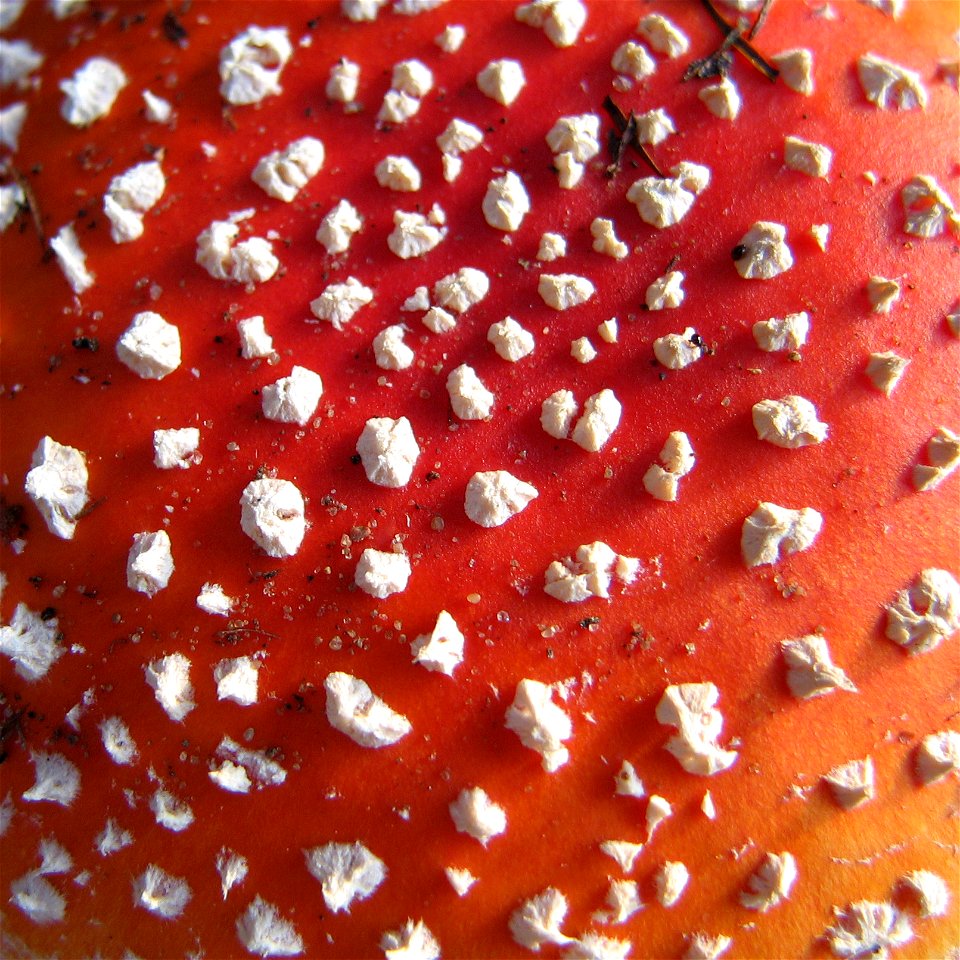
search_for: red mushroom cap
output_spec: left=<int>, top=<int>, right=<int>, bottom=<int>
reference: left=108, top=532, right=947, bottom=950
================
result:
left=1, top=2, right=957, bottom=958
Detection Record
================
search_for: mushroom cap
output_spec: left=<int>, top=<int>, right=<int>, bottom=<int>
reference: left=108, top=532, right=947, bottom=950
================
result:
left=1, top=2, right=957, bottom=958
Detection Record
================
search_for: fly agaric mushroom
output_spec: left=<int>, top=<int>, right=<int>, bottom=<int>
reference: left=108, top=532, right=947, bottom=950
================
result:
left=0, top=1, right=957, bottom=958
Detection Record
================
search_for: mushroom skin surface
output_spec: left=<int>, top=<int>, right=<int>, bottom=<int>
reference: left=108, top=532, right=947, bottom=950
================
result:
left=1, top=2, right=957, bottom=958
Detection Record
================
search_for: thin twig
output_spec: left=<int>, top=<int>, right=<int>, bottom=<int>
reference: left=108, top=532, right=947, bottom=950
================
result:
left=602, top=95, right=665, bottom=178
left=215, top=625, right=279, bottom=641
left=747, top=0, right=775, bottom=40
left=11, top=166, right=46, bottom=248
left=698, top=0, right=779, bottom=81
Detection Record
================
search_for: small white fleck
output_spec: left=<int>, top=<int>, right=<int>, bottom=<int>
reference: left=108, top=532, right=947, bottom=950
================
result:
left=304, top=841, right=386, bottom=913
left=133, top=864, right=192, bottom=919
left=699, top=77, right=740, bottom=119
left=219, top=27, right=292, bottom=106
left=734, top=222, right=793, bottom=280
left=325, top=671, right=411, bottom=747
left=477, top=58, right=525, bottom=105
left=60, top=57, right=127, bottom=126
left=823, top=757, right=875, bottom=809
left=858, top=52, right=927, bottom=110
left=784, top=135, right=832, bottom=178
left=236, top=896, right=304, bottom=957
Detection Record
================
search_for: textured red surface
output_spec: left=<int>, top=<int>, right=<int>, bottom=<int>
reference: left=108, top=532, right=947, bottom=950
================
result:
left=1, top=1, right=958, bottom=958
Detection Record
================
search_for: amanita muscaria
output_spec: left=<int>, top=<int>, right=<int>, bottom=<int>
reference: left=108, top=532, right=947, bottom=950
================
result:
left=1, top=0, right=957, bottom=957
